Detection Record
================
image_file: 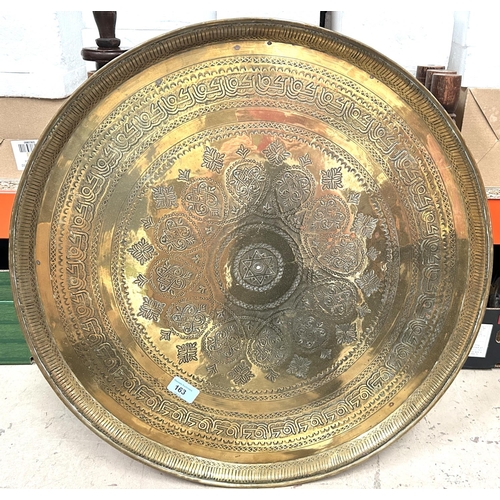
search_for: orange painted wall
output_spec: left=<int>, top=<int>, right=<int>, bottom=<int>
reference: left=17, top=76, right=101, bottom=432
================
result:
left=488, top=199, right=500, bottom=245
left=0, top=192, right=15, bottom=239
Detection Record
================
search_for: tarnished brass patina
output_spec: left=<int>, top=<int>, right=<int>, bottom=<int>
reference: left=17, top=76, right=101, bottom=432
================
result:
left=10, top=19, right=491, bottom=486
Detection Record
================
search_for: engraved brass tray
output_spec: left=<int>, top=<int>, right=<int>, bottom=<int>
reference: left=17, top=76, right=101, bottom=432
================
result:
left=10, top=19, right=491, bottom=486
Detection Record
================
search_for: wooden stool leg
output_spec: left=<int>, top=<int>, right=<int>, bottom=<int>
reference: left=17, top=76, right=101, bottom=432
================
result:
left=81, top=11, right=127, bottom=75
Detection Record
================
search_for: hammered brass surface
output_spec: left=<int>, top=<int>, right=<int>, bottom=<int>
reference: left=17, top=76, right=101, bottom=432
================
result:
left=10, top=19, right=491, bottom=486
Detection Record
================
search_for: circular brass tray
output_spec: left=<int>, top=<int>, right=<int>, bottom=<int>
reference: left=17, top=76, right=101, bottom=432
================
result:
left=10, top=19, right=491, bottom=487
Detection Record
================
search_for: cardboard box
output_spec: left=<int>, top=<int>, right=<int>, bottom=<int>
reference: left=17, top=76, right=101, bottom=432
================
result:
left=457, top=88, right=500, bottom=197
left=0, top=97, right=67, bottom=238
left=0, top=97, right=67, bottom=191
left=464, top=308, right=500, bottom=369
left=458, top=89, right=500, bottom=367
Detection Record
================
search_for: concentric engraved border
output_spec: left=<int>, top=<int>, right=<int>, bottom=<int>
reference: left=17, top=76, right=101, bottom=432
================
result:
left=10, top=19, right=492, bottom=487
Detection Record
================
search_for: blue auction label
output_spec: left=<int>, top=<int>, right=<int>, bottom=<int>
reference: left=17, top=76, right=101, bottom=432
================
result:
left=167, top=376, right=200, bottom=403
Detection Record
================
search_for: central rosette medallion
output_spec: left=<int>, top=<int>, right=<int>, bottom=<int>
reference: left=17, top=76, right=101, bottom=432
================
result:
left=236, top=244, right=281, bottom=291
left=216, top=222, right=302, bottom=310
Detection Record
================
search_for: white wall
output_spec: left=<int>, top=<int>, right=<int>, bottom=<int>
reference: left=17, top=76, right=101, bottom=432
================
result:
left=0, top=10, right=498, bottom=98
left=330, top=11, right=455, bottom=78
left=0, top=11, right=87, bottom=98
left=449, top=11, right=500, bottom=87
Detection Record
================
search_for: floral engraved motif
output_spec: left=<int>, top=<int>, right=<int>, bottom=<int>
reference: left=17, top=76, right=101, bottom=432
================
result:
left=128, top=237, right=157, bottom=265
left=357, top=303, right=372, bottom=318
left=133, top=274, right=149, bottom=287
left=153, top=260, right=193, bottom=296
left=292, top=316, right=327, bottom=352
left=320, top=349, right=332, bottom=360
left=265, top=368, right=280, bottom=383
left=216, top=309, right=226, bottom=320
left=206, top=363, right=218, bottom=375
left=348, top=192, right=361, bottom=205
left=262, top=201, right=273, bottom=214
left=299, top=153, right=313, bottom=167
left=170, top=303, right=208, bottom=337
left=314, top=280, right=357, bottom=319
left=275, top=168, right=313, bottom=213
left=138, top=296, right=165, bottom=322
left=160, top=329, right=172, bottom=341
left=203, top=323, right=243, bottom=364
left=366, top=246, right=381, bottom=261
left=178, top=169, right=191, bottom=181
left=152, top=185, right=177, bottom=209
left=156, top=215, right=197, bottom=252
left=312, top=234, right=364, bottom=275
left=226, top=160, right=267, bottom=205
left=336, top=323, right=357, bottom=344
left=249, top=326, right=288, bottom=368
left=236, top=144, right=250, bottom=158
left=176, top=342, right=198, bottom=364
left=307, top=195, right=350, bottom=232
left=202, top=145, right=225, bottom=173
left=141, top=215, right=154, bottom=229
left=287, top=354, right=311, bottom=379
left=263, top=139, right=290, bottom=166
left=228, top=361, right=254, bottom=385
left=184, top=179, right=224, bottom=219
left=355, top=269, right=382, bottom=297
left=321, top=167, right=343, bottom=190
left=352, top=213, right=378, bottom=238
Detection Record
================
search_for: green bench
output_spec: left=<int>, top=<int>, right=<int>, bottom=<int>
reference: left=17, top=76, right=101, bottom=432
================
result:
left=0, top=270, right=31, bottom=364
